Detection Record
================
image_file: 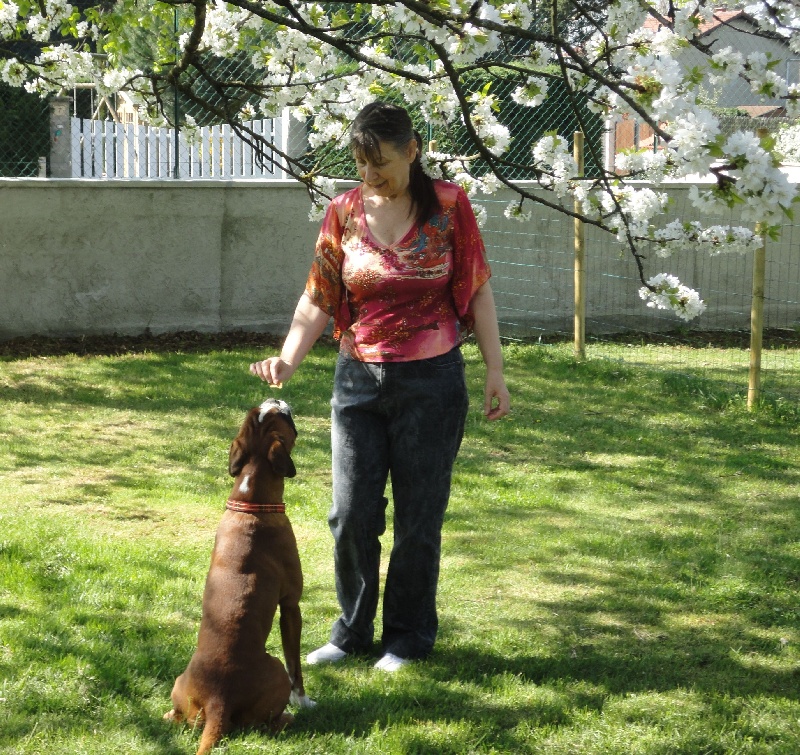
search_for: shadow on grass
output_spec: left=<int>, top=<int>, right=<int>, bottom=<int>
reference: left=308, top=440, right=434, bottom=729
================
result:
left=1, top=347, right=332, bottom=417
left=0, top=346, right=337, bottom=509
left=4, top=341, right=798, bottom=505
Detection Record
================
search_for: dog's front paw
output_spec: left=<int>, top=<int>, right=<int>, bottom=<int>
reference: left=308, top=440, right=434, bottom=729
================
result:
left=290, top=690, right=316, bottom=709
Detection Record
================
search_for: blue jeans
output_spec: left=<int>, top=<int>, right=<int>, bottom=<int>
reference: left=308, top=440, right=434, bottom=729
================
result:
left=327, top=347, right=469, bottom=659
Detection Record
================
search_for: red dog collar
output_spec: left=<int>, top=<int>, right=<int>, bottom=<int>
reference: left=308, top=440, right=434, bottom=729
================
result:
left=226, top=499, right=286, bottom=514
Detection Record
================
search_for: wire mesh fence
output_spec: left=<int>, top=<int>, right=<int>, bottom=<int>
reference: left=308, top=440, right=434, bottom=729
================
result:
left=476, top=188, right=800, bottom=403
left=0, top=83, right=49, bottom=177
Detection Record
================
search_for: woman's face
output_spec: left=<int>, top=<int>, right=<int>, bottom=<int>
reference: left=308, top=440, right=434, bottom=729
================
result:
left=355, top=138, right=417, bottom=199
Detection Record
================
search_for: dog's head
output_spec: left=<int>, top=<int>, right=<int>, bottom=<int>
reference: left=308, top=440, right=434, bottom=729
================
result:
left=228, top=399, right=298, bottom=480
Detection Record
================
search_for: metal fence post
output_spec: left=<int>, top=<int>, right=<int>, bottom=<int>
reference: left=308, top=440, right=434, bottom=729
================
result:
left=280, top=108, right=308, bottom=178
left=173, top=6, right=180, bottom=179
left=48, top=96, right=73, bottom=177
left=573, top=131, right=586, bottom=360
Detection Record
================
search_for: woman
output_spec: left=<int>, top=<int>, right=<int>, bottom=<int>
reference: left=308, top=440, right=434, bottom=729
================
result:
left=250, top=101, right=510, bottom=672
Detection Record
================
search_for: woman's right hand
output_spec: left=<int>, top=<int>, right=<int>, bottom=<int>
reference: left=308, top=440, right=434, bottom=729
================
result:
left=249, top=357, right=295, bottom=387
left=249, top=294, right=331, bottom=388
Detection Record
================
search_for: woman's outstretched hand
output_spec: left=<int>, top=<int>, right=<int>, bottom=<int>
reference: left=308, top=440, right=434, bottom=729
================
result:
left=249, top=357, right=295, bottom=388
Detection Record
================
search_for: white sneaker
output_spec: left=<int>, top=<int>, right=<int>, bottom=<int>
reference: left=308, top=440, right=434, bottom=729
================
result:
left=306, top=643, right=348, bottom=665
left=374, top=652, right=409, bottom=672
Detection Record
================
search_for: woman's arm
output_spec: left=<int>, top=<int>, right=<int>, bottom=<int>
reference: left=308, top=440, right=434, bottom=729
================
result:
left=471, top=281, right=510, bottom=420
left=249, top=292, right=331, bottom=386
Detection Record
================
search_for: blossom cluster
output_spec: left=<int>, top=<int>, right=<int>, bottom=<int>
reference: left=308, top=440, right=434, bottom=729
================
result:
left=651, top=220, right=762, bottom=257
left=0, top=0, right=119, bottom=93
left=776, top=123, right=800, bottom=163
left=603, top=186, right=670, bottom=240
left=615, top=148, right=669, bottom=181
left=0, top=0, right=19, bottom=37
left=467, top=92, right=510, bottom=155
left=745, top=1, right=800, bottom=54
left=688, top=131, right=795, bottom=225
left=511, top=77, right=549, bottom=109
left=639, top=273, right=707, bottom=322
left=531, top=134, right=579, bottom=198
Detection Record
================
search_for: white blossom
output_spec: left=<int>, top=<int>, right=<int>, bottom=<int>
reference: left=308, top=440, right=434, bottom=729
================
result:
left=511, top=77, right=548, bottom=108
left=420, top=151, right=445, bottom=180
left=603, top=185, right=669, bottom=239
left=709, top=46, right=745, bottom=88
left=26, top=14, right=51, bottom=42
left=504, top=201, right=532, bottom=222
left=182, top=115, right=202, bottom=146
left=308, top=177, right=337, bottom=221
left=473, top=203, right=488, bottom=227
left=97, top=68, right=139, bottom=97
left=200, top=0, right=251, bottom=57
left=615, top=148, right=669, bottom=181
left=673, top=1, right=713, bottom=39
left=745, top=51, right=789, bottom=99
left=451, top=170, right=483, bottom=196
left=667, top=109, right=720, bottom=176
left=467, top=92, right=510, bottom=155
left=0, top=57, right=26, bottom=87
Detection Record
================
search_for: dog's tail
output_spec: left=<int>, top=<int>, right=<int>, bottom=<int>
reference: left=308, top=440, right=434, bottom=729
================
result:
left=195, top=702, right=230, bottom=755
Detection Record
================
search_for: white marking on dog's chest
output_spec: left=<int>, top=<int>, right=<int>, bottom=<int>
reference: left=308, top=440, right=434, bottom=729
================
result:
left=239, top=474, right=250, bottom=494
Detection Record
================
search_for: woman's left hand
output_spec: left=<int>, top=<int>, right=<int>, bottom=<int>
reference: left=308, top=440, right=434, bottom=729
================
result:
left=470, top=281, right=510, bottom=421
left=484, top=369, right=510, bottom=421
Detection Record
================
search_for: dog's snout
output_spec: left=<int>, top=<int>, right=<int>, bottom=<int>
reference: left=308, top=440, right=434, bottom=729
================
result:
left=258, top=399, right=296, bottom=436
left=258, top=398, right=290, bottom=420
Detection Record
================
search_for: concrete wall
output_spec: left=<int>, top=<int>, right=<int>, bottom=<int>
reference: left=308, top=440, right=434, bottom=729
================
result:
left=1, top=178, right=798, bottom=341
left=0, top=179, right=319, bottom=340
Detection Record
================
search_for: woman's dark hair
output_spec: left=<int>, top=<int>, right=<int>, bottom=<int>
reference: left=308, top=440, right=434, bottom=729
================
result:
left=350, top=101, right=440, bottom=225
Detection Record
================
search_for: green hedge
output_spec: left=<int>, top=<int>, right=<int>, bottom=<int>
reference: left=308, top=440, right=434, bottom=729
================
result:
left=0, top=84, right=50, bottom=177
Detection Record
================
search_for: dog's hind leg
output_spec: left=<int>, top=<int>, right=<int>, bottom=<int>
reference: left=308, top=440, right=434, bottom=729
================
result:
left=165, top=672, right=194, bottom=723
left=194, top=701, right=230, bottom=755
left=247, top=654, right=293, bottom=734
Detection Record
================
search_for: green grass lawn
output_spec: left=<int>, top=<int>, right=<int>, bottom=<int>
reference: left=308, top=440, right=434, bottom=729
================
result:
left=1, top=339, right=798, bottom=754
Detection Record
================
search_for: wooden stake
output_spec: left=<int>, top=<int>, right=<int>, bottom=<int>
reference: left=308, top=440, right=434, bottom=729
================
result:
left=748, top=224, right=767, bottom=410
left=573, top=131, right=586, bottom=360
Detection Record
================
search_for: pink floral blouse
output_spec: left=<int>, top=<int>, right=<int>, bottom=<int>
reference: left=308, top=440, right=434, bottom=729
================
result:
left=305, top=180, right=491, bottom=362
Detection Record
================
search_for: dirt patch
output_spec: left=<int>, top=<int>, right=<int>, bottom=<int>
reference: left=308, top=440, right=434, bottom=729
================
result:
left=2, top=328, right=798, bottom=359
left=581, top=328, right=799, bottom=350
left=0, top=330, right=286, bottom=358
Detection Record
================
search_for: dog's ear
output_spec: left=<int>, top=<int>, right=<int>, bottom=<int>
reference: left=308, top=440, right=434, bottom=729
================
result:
left=268, top=439, right=297, bottom=478
left=230, top=409, right=261, bottom=476
left=229, top=437, right=247, bottom=477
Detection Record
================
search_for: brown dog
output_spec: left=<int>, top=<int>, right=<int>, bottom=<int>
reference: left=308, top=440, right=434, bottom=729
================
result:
left=165, top=398, right=314, bottom=754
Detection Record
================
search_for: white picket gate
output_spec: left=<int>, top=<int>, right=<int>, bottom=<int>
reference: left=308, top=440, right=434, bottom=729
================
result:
left=70, top=116, right=290, bottom=179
